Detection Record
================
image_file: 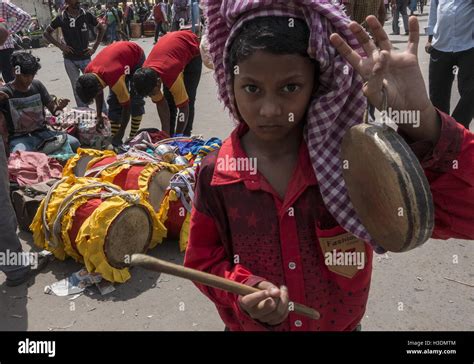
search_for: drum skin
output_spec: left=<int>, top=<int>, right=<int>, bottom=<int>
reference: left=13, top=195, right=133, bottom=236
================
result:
left=341, top=123, right=434, bottom=252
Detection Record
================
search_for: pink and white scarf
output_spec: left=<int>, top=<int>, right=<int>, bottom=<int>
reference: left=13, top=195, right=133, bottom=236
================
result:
left=203, top=0, right=382, bottom=251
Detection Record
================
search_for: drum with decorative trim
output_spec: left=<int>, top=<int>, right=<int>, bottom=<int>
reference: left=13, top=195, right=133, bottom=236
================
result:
left=83, top=155, right=184, bottom=212
left=30, top=177, right=165, bottom=283
left=87, top=156, right=188, bottom=242
left=63, top=148, right=116, bottom=178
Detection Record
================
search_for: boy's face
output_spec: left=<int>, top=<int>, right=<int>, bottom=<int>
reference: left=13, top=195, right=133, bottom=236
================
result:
left=16, top=73, right=35, bottom=88
left=234, top=50, right=316, bottom=142
left=148, top=79, right=163, bottom=98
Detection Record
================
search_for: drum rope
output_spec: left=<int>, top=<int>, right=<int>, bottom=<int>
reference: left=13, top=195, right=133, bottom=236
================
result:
left=124, top=148, right=160, bottom=163
left=86, top=159, right=151, bottom=178
left=169, top=142, right=221, bottom=212
left=49, top=182, right=122, bottom=248
left=45, top=182, right=140, bottom=248
left=170, top=169, right=196, bottom=212
left=154, top=135, right=205, bottom=146
left=42, top=177, right=69, bottom=243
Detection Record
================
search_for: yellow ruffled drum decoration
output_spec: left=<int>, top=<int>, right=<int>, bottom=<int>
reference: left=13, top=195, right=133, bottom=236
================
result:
left=30, top=176, right=166, bottom=283
left=63, top=149, right=189, bottom=249
left=63, top=147, right=116, bottom=178
left=64, top=149, right=185, bottom=212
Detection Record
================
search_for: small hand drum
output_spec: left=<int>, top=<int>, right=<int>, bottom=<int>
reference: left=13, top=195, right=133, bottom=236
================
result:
left=341, top=123, right=434, bottom=252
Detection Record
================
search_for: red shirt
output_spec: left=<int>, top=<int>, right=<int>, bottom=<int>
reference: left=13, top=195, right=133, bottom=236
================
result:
left=153, top=4, right=165, bottom=23
left=184, top=111, right=474, bottom=331
left=143, top=30, right=200, bottom=107
left=85, top=41, right=145, bottom=106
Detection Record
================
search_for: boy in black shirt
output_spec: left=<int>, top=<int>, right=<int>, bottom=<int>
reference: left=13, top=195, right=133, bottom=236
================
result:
left=43, top=0, right=105, bottom=108
left=0, top=51, right=79, bottom=153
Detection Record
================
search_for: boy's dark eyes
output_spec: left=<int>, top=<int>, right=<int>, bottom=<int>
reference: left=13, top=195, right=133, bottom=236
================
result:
left=242, top=84, right=302, bottom=94
left=282, top=84, right=301, bottom=93
left=243, top=85, right=259, bottom=94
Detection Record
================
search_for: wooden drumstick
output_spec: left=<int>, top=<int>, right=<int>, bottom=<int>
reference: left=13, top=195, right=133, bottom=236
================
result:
left=130, top=254, right=320, bottom=320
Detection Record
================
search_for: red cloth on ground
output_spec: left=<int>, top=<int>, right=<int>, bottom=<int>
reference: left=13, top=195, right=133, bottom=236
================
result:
left=8, top=151, right=63, bottom=186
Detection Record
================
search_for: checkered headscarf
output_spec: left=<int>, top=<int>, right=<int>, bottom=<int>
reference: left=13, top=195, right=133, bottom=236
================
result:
left=203, top=0, right=382, bottom=251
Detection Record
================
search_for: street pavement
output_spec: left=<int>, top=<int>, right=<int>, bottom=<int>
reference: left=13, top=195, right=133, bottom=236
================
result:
left=0, top=4, right=472, bottom=331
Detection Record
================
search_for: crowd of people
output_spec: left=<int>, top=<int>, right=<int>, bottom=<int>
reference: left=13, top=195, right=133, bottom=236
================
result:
left=80, top=1, right=196, bottom=44
left=0, top=0, right=203, bottom=155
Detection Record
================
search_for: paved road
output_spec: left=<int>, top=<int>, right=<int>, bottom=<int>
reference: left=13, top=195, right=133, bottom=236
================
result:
left=0, top=5, right=472, bottom=331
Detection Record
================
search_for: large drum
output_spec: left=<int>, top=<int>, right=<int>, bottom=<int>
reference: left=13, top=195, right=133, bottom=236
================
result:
left=86, top=156, right=188, bottom=242
left=30, top=177, right=166, bottom=283
left=67, top=151, right=183, bottom=211
left=64, top=150, right=188, bottom=241
left=143, top=21, right=155, bottom=37
left=130, top=22, right=142, bottom=38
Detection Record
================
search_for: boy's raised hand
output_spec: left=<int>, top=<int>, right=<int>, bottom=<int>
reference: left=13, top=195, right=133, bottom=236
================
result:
left=330, top=15, right=440, bottom=143
left=239, top=281, right=290, bottom=326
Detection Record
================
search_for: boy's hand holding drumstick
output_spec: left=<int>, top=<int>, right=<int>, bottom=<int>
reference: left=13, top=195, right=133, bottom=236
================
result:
left=239, top=281, right=290, bottom=326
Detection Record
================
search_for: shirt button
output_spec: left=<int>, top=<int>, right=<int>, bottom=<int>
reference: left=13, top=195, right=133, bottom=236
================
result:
left=288, top=262, right=296, bottom=270
left=294, top=320, right=302, bottom=328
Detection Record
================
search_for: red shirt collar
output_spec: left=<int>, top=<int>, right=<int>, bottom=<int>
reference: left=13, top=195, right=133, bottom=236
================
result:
left=211, top=123, right=318, bottom=188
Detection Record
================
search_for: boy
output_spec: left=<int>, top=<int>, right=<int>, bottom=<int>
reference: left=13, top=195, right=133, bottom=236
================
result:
left=0, top=51, right=79, bottom=153
left=105, top=1, right=120, bottom=44
left=76, top=41, right=146, bottom=145
left=133, top=30, right=201, bottom=136
left=122, top=0, right=134, bottom=38
left=153, top=0, right=167, bottom=44
left=44, top=0, right=105, bottom=108
left=184, top=1, right=474, bottom=331
left=171, top=0, right=190, bottom=31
